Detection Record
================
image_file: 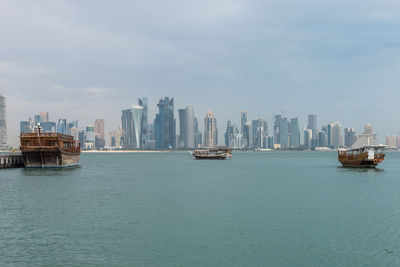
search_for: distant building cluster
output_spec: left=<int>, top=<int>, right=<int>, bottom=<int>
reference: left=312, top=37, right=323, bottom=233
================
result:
left=8, top=92, right=398, bottom=151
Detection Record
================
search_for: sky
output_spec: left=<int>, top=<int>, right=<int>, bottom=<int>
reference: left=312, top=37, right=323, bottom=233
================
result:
left=1, top=0, right=400, bottom=146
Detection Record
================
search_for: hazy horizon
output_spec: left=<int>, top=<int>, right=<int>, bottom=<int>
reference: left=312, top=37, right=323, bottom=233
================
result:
left=2, top=0, right=400, bottom=146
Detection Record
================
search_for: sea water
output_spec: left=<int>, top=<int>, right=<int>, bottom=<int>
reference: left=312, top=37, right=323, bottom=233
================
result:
left=1, top=151, right=400, bottom=266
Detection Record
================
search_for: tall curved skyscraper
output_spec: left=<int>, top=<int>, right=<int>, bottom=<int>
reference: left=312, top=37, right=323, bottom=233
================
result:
left=132, top=105, right=144, bottom=149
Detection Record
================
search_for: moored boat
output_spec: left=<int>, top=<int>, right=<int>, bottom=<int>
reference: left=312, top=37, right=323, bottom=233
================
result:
left=20, top=126, right=81, bottom=168
left=338, top=145, right=386, bottom=168
left=192, top=147, right=232, bottom=160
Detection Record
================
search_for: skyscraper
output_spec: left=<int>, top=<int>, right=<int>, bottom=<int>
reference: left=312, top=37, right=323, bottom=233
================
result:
left=178, top=108, right=186, bottom=148
left=240, top=111, right=248, bottom=134
left=225, top=120, right=234, bottom=147
left=94, top=119, right=105, bottom=140
left=85, top=125, right=95, bottom=150
left=304, top=129, right=312, bottom=149
left=138, top=97, right=149, bottom=142
left=121, top=106, right=143, bottom=149
left=57, top=119, right=67, bottom=134
left=328, top=122, right=343, bottom=148
left=252, top=118, right=268, bottom=149
left=344, top=128, right=357, bottom=148
left=204, top=111, right=217, bottom=148
left=155, top=97, right=175, bottom=149
left=307, top=114, right=317, bottom=148
left=0, top=94, right=7, bottom=149
left=273, top=114, right=282, bottom=145
left=289, top=118, right=300, bottom=149
left=279, top=117, right=289, bottom=149
left=183, top=106, right=195, bottom=148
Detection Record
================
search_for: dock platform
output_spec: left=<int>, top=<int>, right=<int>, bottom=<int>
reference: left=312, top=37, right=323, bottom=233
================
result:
left=0, top=152, right=24, bottom=169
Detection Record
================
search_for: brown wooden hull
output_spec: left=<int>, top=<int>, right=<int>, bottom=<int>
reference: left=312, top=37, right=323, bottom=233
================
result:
left=21, top=148, right=80, bottom=168
left=339, top=159, right=378, bottom=168
left=193, top=155, right=227, bottom=160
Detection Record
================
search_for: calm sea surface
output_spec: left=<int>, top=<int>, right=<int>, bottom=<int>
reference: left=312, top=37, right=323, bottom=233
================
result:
left=1, top=151, right=400, bottom=266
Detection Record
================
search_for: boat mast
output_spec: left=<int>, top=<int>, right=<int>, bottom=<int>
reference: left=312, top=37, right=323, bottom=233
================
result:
left=37, top=123, right=43, bottom=168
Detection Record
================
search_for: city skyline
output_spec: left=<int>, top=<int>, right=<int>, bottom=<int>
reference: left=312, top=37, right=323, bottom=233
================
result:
left=11, top=93, right=398, bottom=150
left=2, top=1, right=400, bottom=147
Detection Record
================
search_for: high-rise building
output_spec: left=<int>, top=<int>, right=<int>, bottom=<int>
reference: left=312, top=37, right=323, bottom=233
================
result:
left=204, top=111, right=217, bottom=147
left=78, top=130, right=86, bottom=149
left=279, top=118, right=289, bottom=149
left=289, top=118, right=300, bottom=149
left=155, top=97, right=175, bottom=149
left=243, top=121, right=252, bottom=148
left=20, top=121, right=31, bottom=134
left=85, top=125, right=95, bottom=150
left=0, top=94, right=7, bottom=149
left=240, top=111, right=248, bottom=135
left=304, top=129, right=312, bottom=149
left=307, top=114, right=317, bottom=148
left=138, top=97, right=149, bottom=142
left=352, top=123, right=378, bottom=148
left=183, top=106, right=195, bottom=148
left=328, top=122, right=343, bottom=148
left=317, top=130, right=328, bottom=147
left=386, top=135, right=397, bottom=149
left=252, top=119, right=268, bottom=149
left=273, top=114, right=282, bottom=145
left=121, top=106, right=143, bottom=149
left=57, top=119, right=67, bottom=134
left=364, top=123, right=373, bottom=135
left=344, top=128, right=357, bottom=148
left=94, top=119, right=105, bottom=140
left=225, top=120, right=234, bottom=148
left=67, top=120, right=79, bottom=135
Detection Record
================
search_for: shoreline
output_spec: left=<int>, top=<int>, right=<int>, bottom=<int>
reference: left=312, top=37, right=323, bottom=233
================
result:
left=81, top=150, right=174, bottom=153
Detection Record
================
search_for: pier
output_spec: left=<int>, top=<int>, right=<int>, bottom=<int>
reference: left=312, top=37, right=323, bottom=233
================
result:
left=0, top=152, right=24, bottom=169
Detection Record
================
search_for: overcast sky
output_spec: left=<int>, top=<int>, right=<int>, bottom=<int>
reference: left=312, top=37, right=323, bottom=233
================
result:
left=1, top=0, right=400, bottom=146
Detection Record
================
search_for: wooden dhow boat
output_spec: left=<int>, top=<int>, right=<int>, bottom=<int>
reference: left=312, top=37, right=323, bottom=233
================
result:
left=192, top=147, right=232, bottom=160
left=20, top=126, right=81, bottom=168
left=338, top=145, right=386, bottom=168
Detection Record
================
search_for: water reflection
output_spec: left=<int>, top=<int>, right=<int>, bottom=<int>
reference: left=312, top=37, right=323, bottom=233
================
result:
left=338, top=166, right=385, bottom=173
left=21, top=166, right=81, bottom=177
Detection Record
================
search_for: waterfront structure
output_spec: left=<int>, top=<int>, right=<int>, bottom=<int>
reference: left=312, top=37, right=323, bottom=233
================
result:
left=0, top=94, right=7, bottom=149
left=344, top=128, right=357, bottom=148
left=20, top=129, right=80, bottom=168
left=204, top=111, right=217, bottom=148
left=138, top=98, right=149, bottom=142
left=240, top=111, right=248, bottom=135
left=386, top=135, right=397, bottom=149
left=289, top=118, right=300, bottom=149
left=155, top=97, right=175, bottom=150
left=307, top=114, right=317, bottom=148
